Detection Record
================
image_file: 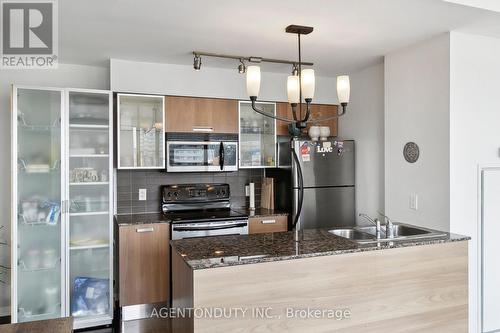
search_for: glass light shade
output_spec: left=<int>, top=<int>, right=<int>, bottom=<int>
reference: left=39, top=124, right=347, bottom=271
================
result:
left=301, top=69, right=315, bottom=100
left=337, top=75, right=350, bottom=104
left=246, top=65, right=261, bottom=97
left=287, top=75, right=300, bottom=104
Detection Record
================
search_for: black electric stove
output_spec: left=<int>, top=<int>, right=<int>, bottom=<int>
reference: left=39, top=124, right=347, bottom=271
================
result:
left=162, top=184, right=249, bottom=239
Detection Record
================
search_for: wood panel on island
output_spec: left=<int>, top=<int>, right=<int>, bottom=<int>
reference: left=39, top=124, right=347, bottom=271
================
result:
left=276, top=102, right=338, bottom=136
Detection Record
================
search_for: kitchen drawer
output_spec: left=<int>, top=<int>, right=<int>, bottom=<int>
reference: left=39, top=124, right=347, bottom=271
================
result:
left=248, top=215, right=288, bottom=234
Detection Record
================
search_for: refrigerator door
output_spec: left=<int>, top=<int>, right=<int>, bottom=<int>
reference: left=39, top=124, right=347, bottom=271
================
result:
left=293, top=139, right=355, bottom=188
left=294, top=187, right=355, bottom=229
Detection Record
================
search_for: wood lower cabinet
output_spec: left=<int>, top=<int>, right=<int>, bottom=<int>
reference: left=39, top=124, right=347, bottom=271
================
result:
left=118, top=223, right=170, bottom=306
left=165, top=96, right=238, bottom=134
left=248, top=215, right=288, bottom=234
left=276, top=102, right=338, bottom=136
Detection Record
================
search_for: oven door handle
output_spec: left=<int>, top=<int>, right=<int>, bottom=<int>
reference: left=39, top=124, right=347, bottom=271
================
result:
left=173, top=222, right=247, bottom=232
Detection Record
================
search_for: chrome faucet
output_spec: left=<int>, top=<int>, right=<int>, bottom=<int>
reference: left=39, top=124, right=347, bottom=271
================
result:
left=359, top=213, right=382, bottom=239
left=378, top=212, right=394, bottom=238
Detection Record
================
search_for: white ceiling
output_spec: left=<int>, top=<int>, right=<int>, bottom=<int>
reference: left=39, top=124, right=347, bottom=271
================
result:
left=60, top=0, right=500, bottom=75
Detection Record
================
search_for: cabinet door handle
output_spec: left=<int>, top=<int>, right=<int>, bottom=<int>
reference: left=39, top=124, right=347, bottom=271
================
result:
left=136, top=227, right=154, bottom=233
left=192, top=127, right=214, bottom=132
left=261, top=219, right=276, bottom=224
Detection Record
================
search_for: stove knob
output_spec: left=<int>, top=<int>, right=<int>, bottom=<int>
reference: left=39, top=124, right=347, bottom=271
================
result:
left=221, top=190, right=226, bottom=196
left=173, top=192, right=178, bottom=198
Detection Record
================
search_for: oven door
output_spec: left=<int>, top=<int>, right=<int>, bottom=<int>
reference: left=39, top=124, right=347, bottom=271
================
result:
left=167, top=141, right=238, bottom=172
left=171, top=220, right=248, bottom=240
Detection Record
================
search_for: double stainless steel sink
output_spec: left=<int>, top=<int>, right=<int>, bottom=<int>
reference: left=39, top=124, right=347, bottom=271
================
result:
left=329, top=223, right=447, bottom=244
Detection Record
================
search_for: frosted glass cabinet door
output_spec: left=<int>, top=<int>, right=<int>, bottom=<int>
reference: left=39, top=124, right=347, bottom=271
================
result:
left=67, top=90, right=112, bottom=324
left=13, top=87, right=64, bottom=322
left=118, top=94, right=165, bottom=169
left=239, top=101, right=276, bottom=168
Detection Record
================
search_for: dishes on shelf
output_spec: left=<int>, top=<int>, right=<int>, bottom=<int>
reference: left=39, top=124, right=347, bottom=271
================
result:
left=69, top=168, right=107, bottom=183
left=21, top=248, right=59, bottom=271
left=19, top=200, right=60, bottom=226
left=69, top=238, right=109, bottom=248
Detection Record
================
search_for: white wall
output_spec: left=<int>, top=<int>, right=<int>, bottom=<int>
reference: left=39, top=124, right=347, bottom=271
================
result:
left=340, top=63, right=385, bottom=220
left=449, top=31, right=500, bottom=333
left=384, top=33, right=451, bottom=231
left=0, top=63, right=109, bottom=316
left=110, top=59, right=340, bottom=104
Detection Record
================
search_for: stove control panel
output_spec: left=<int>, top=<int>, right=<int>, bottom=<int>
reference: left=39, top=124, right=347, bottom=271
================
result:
left=162, top=183, right=230, bottom=203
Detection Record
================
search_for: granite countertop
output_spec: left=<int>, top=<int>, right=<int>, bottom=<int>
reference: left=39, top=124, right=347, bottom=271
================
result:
left=0, top=317, right=73, bottom=333
left=233, top=207, right=289, bottom=218
left=115, top=208, right=289, bottom=226
left=115, top=213, right=170, bottom=226
left=171, top=229, right=470, bottom=270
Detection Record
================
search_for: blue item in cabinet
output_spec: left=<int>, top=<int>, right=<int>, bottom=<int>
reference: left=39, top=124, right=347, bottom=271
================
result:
left=72, top=277, right=109, bottom=317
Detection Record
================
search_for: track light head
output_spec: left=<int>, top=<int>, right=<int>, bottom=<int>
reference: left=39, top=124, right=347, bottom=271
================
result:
left=238, top=59, right=246, bottom=74
left=193, top=54, right=202, bottom=71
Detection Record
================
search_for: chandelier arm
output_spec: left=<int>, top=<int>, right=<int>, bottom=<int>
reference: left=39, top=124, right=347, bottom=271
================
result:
left=305, top=105, right=347, bottom=123
left=251, top=100, right=297, bottom=123
left=303, top=101, right=312, bottom=122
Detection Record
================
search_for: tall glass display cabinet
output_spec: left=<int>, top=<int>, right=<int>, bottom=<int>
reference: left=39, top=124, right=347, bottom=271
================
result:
left=11, top=86, right=113, bottom=329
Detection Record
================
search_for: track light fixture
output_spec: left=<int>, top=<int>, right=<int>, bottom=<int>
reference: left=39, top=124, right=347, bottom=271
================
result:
left=193, top=54, right=202, bottom=71
left=238, top=59, right=246, bottom=74
left=192, top=25, right=351, bottom=133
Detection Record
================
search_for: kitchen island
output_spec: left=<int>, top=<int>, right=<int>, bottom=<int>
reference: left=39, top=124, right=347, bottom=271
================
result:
left=171, top=228, right=469, bottom=333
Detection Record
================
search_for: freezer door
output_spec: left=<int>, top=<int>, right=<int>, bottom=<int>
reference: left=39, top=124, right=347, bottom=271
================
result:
left=293, top=187, right=355, bottom=229
left=293, top=140, right=355, bottom=188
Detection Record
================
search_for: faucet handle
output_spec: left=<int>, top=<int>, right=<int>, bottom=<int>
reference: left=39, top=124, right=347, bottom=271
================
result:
left=378, top=211, right=393, bottom=225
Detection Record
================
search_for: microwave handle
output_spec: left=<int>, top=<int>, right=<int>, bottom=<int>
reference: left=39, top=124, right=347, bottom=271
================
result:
left=220, top=142, right=225, bottom=171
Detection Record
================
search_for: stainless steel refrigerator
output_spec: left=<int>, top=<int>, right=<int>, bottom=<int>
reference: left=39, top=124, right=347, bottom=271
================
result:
left=272, top=138, right=355, bottom=230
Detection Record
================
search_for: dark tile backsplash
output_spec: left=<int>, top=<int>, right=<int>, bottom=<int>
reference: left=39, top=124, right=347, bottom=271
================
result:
left=116, top=169, right=264, bottom=215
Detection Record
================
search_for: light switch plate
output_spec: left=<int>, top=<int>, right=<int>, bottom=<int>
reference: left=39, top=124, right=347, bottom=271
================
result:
left=410, top=193, right=418, bottom=210
left=139, top=189, right=147, bottom=201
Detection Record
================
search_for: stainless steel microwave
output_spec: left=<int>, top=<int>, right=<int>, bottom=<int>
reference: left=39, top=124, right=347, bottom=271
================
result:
left=166, top=141, right=238, bottom=172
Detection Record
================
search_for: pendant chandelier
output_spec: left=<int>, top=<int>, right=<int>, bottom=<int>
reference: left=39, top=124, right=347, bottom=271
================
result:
left=193, top=25, right=351, bottom=134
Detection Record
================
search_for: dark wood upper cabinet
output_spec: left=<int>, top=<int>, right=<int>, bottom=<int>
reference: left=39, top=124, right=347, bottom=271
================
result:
left=165, top=96, right=238, bottom=134
left=276, top=102, right=338, bottom=137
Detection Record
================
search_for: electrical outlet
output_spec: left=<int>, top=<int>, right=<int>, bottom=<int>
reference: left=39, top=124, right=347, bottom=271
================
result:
left=410, top=193, right=418, bottom=210
left=139, top=189, right=147, bottom=201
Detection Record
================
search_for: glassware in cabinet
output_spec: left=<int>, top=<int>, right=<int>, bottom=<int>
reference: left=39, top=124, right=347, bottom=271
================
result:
left=117, top=94, right=165, bottom=169
left=239, top=101, right=277, bottom=168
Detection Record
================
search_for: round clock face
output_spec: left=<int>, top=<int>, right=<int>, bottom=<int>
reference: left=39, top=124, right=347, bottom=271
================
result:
left=403, top=142, right=420, bottom=163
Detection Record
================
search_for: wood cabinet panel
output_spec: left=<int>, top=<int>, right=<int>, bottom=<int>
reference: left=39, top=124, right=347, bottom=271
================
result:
left=119, top=223, right=170, bottom=306
left=276, top=102, right=338, bottom=137
left=248, top=215, right=288, bottom=234
left=165, top=96, right=238, bottom=134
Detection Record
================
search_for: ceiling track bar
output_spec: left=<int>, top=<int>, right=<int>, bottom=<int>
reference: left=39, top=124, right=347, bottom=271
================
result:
left=192, top=51, right=313, bottom=66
